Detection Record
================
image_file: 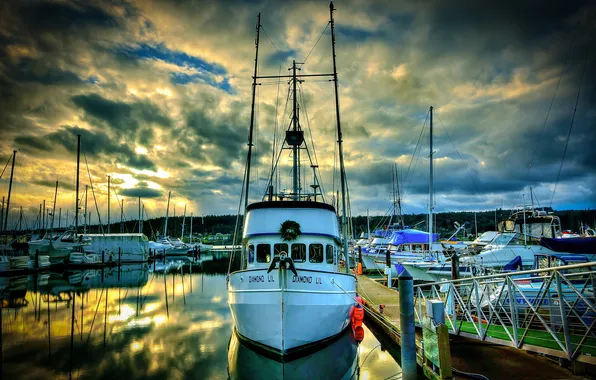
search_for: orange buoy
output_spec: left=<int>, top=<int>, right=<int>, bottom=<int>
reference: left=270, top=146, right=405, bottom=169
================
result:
left=357, top=262, right=363, bottom=275
left=351, top=303, right=365, bottom=341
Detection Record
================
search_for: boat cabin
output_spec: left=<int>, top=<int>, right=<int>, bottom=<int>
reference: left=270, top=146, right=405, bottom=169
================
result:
left=242, top=201, right=340, bottom=271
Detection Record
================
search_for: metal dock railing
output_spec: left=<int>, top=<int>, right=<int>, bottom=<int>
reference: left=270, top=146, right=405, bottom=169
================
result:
left=413, top=262, right=596, bottom=364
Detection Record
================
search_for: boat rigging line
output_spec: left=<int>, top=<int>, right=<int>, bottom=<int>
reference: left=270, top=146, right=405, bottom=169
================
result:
left=436, top=112, right=490, bottom=210
left=260, top=24, right=291, bottom=69
left=300, top=21, right=331, bottom=67
left=526, top=17, right=581, bottom=177
left=0, top=153, right=12, bottom=180
left=83, top=151, right=105, bottom=234
left=550, top=46, right=590, bottom=207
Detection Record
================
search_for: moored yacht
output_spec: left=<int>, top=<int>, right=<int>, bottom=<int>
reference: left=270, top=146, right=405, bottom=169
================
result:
left=228, top=3, right=357, bottom=356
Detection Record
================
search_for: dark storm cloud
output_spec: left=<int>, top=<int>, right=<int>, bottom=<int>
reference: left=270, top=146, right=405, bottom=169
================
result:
left=17, top=126, right=158, bottom=171
left=71, top=94, right=172, bottom=135
left=119, top=187, right=163, bottom=198
left=32, top=179, right=76, bottom=192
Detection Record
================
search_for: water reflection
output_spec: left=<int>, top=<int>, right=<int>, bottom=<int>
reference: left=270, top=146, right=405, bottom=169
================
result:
left=228, top=329, right=360, bottom=379
left=1, top=262, right=400, bottom=379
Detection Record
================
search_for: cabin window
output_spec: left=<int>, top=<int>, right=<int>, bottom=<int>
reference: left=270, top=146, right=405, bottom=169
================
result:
left=257, top=244, right=271, bottom=263
left=309, top=244, right=324, bottom=263
left=291, top=243, right=306, bottom=262
left=248, top=244, right=254, bottom=263
left=274, top=243, right=288, bottom=258
left=326, top=245, right=334, bottom=264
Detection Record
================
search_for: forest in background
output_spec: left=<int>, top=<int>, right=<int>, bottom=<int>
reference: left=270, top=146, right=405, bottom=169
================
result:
left=79, top=208, right=596, bottom=240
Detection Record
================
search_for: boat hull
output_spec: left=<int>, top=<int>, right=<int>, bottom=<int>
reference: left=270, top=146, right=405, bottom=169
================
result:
left=228, top=267, right=356, bottom=354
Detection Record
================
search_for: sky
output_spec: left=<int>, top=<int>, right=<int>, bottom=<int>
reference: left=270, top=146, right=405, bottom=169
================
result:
left=0, top=0, right=595, bottom=229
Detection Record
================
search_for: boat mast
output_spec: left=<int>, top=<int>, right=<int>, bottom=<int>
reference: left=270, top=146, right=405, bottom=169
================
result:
left=164, top=191, right=171, bottom=237
left=244, top=13, right=261, bottom=210
left=138, top=197, right=141, bottom=234
left=367, top=209, right=370, bottom=240
left=181, top=204, right=187, bottom=240
left=51, top=180, right=58, bottom=234
left=75, top=134, right=81, bottom=235
left=395, top=164, right=404, bottom=228
left=329, top=2, right=350, bottom=274
left=0, top=196, right=4, bottom=231
left=292, top=60, right=300, bottom=199
left=120, top=199, right=124, bottom=233
left=429, top=106, right=434, bottom=250
left=107, top=175, right=111, bottom=234
left=84, top=185, right=88, bottom=234
left=190, top=212, right=193, bottom=243
left=3, top=150, right=16, bottom=232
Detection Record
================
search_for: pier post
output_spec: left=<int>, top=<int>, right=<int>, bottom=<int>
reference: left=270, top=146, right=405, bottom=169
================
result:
left=386, top=249, right=392, bottom=288
left=35, top=249, right=39, bottom=269
left=101, top=250, right=105, bottom=264
left=399, top=269, right=417, bottom=380
left=163, top=249, right=166, bottom=264
left=450, top=252, right=459, bottom=280
left=118, top=247, right=121, bottom=266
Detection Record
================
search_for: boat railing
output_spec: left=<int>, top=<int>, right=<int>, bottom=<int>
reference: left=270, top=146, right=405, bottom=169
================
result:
left=413, top=261, right=596, bottom=364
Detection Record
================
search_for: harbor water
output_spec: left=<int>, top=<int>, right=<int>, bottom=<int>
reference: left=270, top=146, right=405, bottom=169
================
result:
left=1, top=259, right=401, bottom=379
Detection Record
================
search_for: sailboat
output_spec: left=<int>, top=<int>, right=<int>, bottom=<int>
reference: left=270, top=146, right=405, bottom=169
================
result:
left=228, top=3, right=357, bottom=356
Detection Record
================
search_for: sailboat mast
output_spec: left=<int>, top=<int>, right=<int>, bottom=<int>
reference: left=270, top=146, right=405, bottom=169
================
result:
left=164, top=191, right=171, bottom=237
left=3, top=150, right=16, bottom=232
left=0, top=196, right=4, bottom=231
left=107, top=175, right=111, bottom=234
left=429, top=106, right=434, bottom=249
left=51, top=180, right=58, bottom=233
left=329, top=2, right=350, bottom=274
left=138, top=197, right=141, bottom=234
left=244, top=13, right=261, bottom=210
left=190, top=212, right=193, bottom=243
left=367, top=209, right=370, bottom=240
left=395, top=165, right=403, bottom=228
left=75, top=134, right=80, bottom=234
left=84, top=185, right=88, bottom=234
left=181, top=204, right=186, bottom=240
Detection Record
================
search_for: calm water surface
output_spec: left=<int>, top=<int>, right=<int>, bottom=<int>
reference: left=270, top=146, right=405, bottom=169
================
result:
left=2, top=262, right=400, bottom=379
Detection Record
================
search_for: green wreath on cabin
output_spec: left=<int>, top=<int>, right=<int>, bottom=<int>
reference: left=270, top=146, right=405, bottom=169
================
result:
left=279, top=220, right=301, bottom=241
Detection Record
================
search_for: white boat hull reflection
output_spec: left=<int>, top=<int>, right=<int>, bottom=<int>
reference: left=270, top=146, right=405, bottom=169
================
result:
left=228, top=267, right=356, bottom=354
left=228, top=326, right=359, bottom=379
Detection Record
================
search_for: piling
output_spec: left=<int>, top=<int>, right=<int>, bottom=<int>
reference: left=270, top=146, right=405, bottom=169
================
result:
left=450, top=252, right=459, bottom=280
left=163, top=249, right=166, bottom=264
left=35, top=249, right=39, bottom=269
left=386, top=249, right=392, bottom=288
left=101, top=250, right=105, bottom=264
left=399, top=269, right=417, bottom=380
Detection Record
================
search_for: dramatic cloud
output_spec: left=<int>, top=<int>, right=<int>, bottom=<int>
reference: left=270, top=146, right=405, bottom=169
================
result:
left=0, top=0, right=594, bottom=229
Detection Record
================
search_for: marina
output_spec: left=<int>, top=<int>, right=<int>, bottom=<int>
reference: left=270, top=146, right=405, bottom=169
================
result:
left=1, top=0, right=595, bottom=379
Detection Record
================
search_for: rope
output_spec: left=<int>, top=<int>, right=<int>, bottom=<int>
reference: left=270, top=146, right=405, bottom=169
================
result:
left=0, top=153, right=12, bottom=180
left=260, top=25, right=291, bottom=68
left=300, top=22, right=330, bottom=66
left=526, top=20, right=580, bottom=176
left=436, top=113, right=490, bottom=210
left=403, top=111, right=428, bottom=189
left=83, top=151, right=105, bottom=234
left=550, top=46, right=590, bottom=206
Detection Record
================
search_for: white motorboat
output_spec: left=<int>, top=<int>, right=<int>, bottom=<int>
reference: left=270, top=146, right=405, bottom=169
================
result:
left=28, top=228, right=91, bottom=263
left=228, top=4, right=357, bottom=356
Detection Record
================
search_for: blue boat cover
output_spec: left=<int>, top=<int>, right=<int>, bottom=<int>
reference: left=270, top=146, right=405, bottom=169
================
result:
left=374, top=229, right=393, bottom=238
left=503, top=256, right=522, bottom=271
left=539, top=237, right=596, bottom=254
left=388, top=229, right=439, bottom=245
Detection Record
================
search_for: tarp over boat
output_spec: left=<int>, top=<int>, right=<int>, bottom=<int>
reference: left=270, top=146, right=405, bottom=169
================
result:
left=539, top=237, right=596, bottom=254
left=388, top=229, right=439, bottom=246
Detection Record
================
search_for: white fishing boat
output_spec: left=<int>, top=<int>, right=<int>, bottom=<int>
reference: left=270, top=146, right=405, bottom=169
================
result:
left=228, top=3, right=357, bottom=356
